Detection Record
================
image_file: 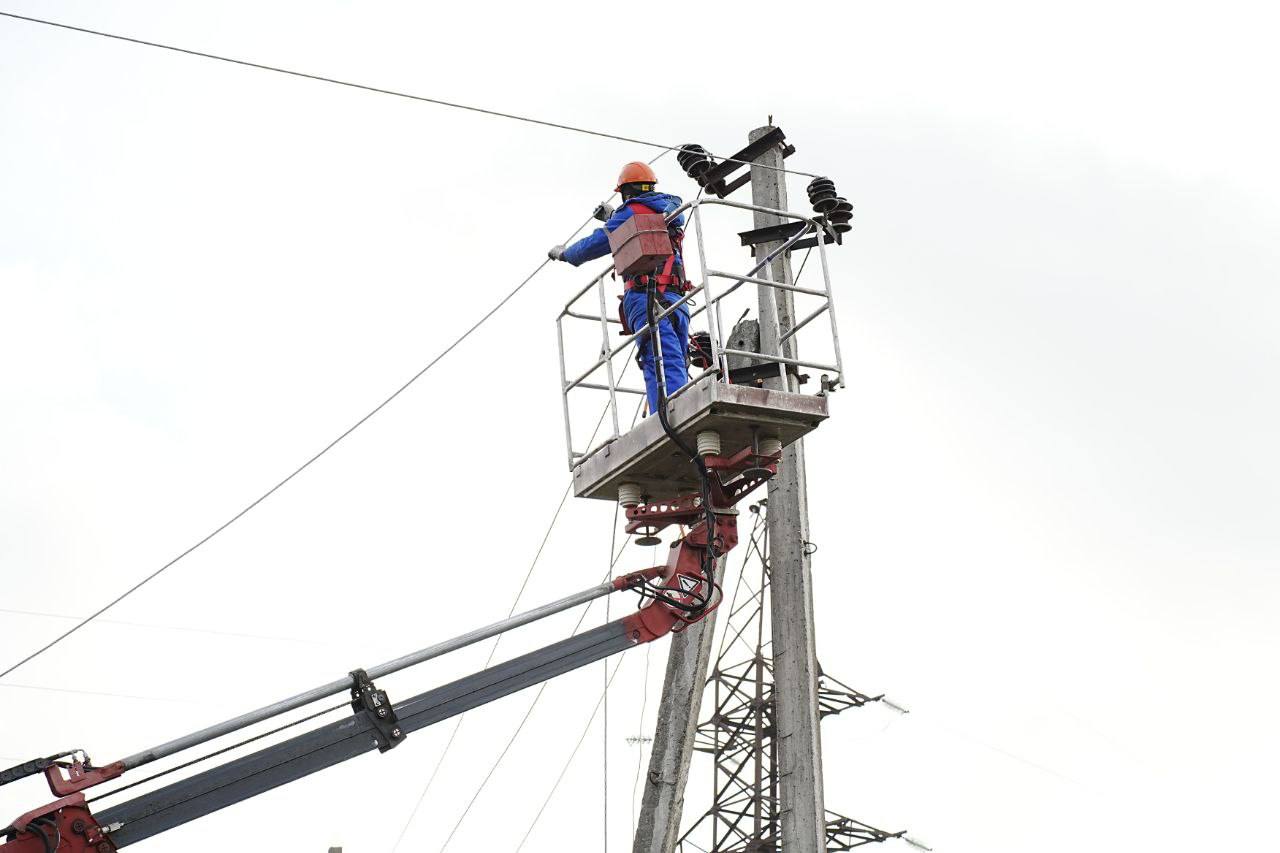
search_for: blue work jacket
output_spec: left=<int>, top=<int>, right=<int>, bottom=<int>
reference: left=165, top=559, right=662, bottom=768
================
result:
left=561, top=191, right=685, bottom=267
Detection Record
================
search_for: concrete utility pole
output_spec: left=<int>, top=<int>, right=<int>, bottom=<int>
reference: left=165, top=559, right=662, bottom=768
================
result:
left=632, top=321, right=761, bottom=853
left=633, top=122, right=829, bottom=850
left=748, top=124, right=827, bottom=850
left=631, top=557, right=727, bottom=853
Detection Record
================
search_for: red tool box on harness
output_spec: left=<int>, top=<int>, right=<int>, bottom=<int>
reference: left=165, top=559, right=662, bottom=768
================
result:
left=606, top=212, right=674, bottom=278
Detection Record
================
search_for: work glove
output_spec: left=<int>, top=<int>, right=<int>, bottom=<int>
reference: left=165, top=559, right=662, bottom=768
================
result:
left=548, top=244, right=568, bottom=262
left=592, top=202, right=616, bottom=222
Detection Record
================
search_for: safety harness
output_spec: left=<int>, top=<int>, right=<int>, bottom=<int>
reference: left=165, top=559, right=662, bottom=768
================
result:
left=617, top=200, right=688, bottom=336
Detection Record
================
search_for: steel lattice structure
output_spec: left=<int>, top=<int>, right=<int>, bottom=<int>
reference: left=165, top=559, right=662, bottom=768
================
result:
left=675, top=503, right=903, bottom=852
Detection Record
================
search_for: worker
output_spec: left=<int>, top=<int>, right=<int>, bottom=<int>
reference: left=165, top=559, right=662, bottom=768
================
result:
left=548, top=162, right=688, bottom=415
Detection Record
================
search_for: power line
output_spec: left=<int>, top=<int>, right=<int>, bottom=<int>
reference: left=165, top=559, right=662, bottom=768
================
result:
left=389, top=371, right=645, bottom=845
left=0, top=607, right=321, bottom=646
left=516, top=655, right=629, bottom=851
left=0, top=682, right=201, bottom=705
left=631, top=637, right=654, bottom=834
left=434, top=476, right=640, bottom=851
left=388, top=482, right=574, bottom=852
left=390, top=149, right=664, bottom=845
left=0, top=11, right=819, bottom=181
left=631, top=539, right=661, bottom=836
left=87, top=700, right=349, bottom=804
left=438, top=680, right=551, bottom=852
left=390, top=348, right=646, bottom=850
left=438, top=546, right=632, bottom=852
left=604, top=502, right=618, bottom=853
left=0, top=219, right=588, bottom=681
left=2, top=136, right=671, bottom=680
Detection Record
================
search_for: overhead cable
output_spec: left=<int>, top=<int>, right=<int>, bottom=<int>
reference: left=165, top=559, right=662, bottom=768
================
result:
left=516, top=655, right=630, bottom=851
left=390, top=148, right=662, bottom=848
left=422, top=385, right=647, bottom=849
left=630, top=639, right=653, bottom=834
left=86, top=700, right=349, bottom=805
left=430, top=399, right=641, bottom=850
left=0, top=11, right=819, bottom=180
left=2, top=142, right=672, bottom=680
left=387, top=483, right=574, bottom=852
left=603, top=503, right=618, bottom=853
left=0, top=220, right=588, bottom=680
left=0, top=682, right=199, bottom=705
left=0, top=607, right=320, bottom=646
left=390, top=387, right=637, bottom=850
left=438, top=542, right=633, bottom=852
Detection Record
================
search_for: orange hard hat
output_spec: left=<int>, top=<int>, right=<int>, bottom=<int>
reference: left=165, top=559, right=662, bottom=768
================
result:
left=616, top=161, right=658, bottom=191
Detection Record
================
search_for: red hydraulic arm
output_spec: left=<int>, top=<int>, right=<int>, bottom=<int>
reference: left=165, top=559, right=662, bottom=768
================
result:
left=623, top=442, right=777, bottom=641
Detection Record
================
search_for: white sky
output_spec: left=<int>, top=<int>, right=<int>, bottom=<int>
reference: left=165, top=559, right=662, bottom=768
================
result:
left=2, top=1, right=1278, bottom=851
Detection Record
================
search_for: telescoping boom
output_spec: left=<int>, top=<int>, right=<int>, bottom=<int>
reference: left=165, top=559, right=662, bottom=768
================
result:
left=0, top=571, right=687, bottom=850
left=0, top=440, right=778, bottom=851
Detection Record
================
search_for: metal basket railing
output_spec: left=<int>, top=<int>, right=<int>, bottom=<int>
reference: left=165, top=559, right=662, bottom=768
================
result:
left=556, top=198, right=845, bottom=470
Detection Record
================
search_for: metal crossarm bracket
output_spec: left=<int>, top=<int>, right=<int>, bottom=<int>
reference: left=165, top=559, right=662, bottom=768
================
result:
left=726, top=362, right=806, bottom=388
left=348, top=669, right=404, bottom=753
left=738, top=220, right=841, bottom=249
left=697, top=127, right=796, bottom=198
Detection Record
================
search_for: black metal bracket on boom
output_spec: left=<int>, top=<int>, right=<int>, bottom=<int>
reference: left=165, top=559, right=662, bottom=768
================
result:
left=348, top=669, right=404, bottom=752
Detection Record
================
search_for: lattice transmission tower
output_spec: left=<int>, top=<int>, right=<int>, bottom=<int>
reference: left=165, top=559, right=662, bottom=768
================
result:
left=675, top=502, right=903, bottom=852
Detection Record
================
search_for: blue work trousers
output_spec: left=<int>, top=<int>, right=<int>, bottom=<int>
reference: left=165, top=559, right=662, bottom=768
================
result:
left=623, top=288, right=689, bottom=415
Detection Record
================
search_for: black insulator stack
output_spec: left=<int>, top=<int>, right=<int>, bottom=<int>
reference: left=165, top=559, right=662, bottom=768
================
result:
left=688, top=331, right=714, bottom=369
left=677, top=143, right=715, bottom=185
left=806, top=177, right=838, bottom=211
left=806, top=176, right=853, bottom=234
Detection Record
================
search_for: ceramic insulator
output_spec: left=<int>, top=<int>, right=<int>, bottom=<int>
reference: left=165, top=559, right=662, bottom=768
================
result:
left=697, top=430, right=721, bottom=457
left=759, top=437, right=783, bottom=458
left=618, top=483, right=643, bottom=508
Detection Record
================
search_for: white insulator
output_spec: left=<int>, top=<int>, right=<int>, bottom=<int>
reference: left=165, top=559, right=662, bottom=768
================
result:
left=696, top=430, right=721, bottom=457
left=618, top=482, right=643, bottom=508
left=759, top=437, right=783, bottom=458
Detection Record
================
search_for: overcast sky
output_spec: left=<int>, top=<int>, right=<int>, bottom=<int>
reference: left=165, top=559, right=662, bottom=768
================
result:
left=2, top=2, right=1278, bottom=851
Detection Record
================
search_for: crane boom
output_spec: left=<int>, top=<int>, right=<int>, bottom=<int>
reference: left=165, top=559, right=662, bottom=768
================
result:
left=99, top=615, right=644, bottom=846
left=1, top=411, right=776, bottom=852
left=0, top=574, right=680, bottom=853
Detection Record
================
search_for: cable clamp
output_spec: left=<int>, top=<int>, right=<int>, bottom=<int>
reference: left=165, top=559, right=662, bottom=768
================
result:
left=349, top=669, right=405, bottom=753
